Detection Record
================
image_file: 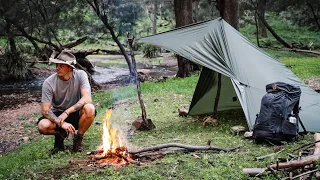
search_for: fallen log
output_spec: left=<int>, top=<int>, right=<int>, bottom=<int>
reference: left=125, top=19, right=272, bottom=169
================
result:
left=128, top=143, right=241, bottom=155
left=261, top=46, right=320, bottom=56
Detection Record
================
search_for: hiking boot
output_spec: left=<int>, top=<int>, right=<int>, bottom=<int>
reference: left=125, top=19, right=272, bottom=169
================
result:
left=73, top=133, right=86, bottom=152
left=51, top=128, right=67, bottom=155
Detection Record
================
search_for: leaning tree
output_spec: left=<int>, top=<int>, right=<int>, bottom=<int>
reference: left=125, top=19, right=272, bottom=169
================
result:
left=86, top=0, right=145, bottom=80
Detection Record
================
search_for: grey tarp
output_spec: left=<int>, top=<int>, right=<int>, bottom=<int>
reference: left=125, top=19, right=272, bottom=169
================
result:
left=139, top=18, right=320, bottom=132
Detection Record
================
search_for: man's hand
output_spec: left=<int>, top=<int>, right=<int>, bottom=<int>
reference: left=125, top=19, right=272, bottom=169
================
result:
left=61, top=122, right=75, bottom=135
left=56, top=112, right=68, bottom=127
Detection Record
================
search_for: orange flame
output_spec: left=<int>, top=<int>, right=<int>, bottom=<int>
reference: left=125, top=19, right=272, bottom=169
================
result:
left=97, top=109, right=132, bottom=165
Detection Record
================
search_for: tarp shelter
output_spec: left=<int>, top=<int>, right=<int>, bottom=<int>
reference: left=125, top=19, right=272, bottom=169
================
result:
left=139, top=18, right=320, bottom=132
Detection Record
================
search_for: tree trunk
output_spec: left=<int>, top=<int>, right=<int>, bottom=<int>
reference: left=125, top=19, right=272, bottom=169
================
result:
left=218, top=0, right=239, bottom=30
left=174, top=0, right=198, bottom=77
left=127, top=35, right=155, bottom=130
left=258, top=0, right=267, bottom=37
left=152, top=1, right=158, bottom=35
left=306, top=1, right=320, bottom=31
left=254, top=10, right=260, bottom=47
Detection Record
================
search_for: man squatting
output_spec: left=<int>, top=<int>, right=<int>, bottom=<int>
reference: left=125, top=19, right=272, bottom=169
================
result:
left=37, top=50, right=95, bottom=153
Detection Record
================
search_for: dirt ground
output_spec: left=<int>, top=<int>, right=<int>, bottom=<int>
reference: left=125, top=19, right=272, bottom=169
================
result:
left=1, top=55, right=320, bottom=156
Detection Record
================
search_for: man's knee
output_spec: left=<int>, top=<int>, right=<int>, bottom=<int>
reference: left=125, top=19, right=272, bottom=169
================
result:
left=83, top=103, right=95, bottom=118
left=38, top=119, right=54, bottom=135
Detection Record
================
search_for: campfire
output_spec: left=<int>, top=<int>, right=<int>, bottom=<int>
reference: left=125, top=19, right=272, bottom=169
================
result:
left=89, top=109, right=133, bottom=167
left=87, top=109, right=240, bottom=168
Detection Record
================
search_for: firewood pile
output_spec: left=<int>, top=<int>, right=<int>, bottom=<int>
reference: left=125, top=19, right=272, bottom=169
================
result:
left=244, top=133, right=320, bottom=179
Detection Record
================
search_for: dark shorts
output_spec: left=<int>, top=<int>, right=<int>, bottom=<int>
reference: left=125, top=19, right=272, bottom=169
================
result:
left=38, top=111, right=81, bottom=130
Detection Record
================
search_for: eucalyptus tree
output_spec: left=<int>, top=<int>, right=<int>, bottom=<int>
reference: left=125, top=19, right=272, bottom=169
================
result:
left=173, top=0, right=194, bottom=77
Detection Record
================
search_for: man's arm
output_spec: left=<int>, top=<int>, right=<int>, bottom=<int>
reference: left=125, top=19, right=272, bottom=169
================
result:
left=41, top=102, right=75, bottom=134
left=41, top=102, right=60, bottom=126
left=64, top=88, right=92, bottom=115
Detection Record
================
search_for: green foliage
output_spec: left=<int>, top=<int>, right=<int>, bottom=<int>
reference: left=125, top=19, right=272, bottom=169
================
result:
left=134, top=15, right=175, bottom=38
left=0, top=51, right=29, bottom=81
left=268, top=0, right=320, bottom=29
left=240, top=14, right=320, bottom=49
left=141, top=43, right=160, bottom=58
left=0, top=38, right=6, bottom=47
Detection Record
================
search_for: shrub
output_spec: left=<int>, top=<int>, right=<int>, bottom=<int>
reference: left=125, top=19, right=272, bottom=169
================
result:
left=141, top=44, right=160, bottom=58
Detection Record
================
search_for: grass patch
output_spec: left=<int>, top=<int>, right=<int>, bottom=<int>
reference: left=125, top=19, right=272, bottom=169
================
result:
left=281, top=57, right=320, bottom=80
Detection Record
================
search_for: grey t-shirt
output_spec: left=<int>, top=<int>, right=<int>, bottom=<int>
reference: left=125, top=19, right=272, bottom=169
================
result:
left=41, top=69, right=91, bottom=112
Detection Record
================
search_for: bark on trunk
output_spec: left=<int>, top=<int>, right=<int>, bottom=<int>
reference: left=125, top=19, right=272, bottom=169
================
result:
left=128, top=36, right=155, bottom=130
left=258, top=0, right=267, bottom=37
left=254, top=11, right=260, bottom=47
left=176, top=56, right=190, bottom=77
left=218, top=0, right=239, bottom=30
left=174, top=0, right=198, bottom=77
left=152, top=1, right=158, bottom=35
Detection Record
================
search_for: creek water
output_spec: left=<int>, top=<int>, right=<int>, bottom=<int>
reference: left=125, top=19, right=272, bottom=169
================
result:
left=0, top=66, right=129, bottom=95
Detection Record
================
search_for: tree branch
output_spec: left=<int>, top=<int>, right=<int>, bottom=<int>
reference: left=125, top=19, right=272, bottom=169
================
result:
left=306, top=1, right=320, bottom=31
left=129, top=143, right=241, bottom=154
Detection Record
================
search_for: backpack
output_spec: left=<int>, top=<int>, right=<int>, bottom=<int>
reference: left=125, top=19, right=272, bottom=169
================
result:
left=253, top=82, right=305, bottom=144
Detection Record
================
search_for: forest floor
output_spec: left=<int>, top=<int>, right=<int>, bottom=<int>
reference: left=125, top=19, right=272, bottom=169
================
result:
left=0, top=54, right=179, bottom=155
